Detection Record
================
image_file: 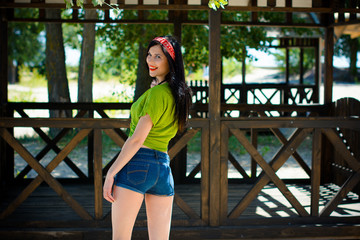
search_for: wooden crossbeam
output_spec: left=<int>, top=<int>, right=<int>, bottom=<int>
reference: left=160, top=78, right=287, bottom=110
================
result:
left=228, top=128, right=313, bottom=219
left=270, top=128, right=311, bottom=176
left=188, top=162, right=201, bottom=179
left=319, top=128, right=360, bottom=216
left=96, top=109, right=129, bottom=141
left=229, top=128, right=309, bottom=217
left=174, top=193, right=201, bottom=220
left=15, top=109, right=88, bottom=179
left=228, top=152, right=250, bottom=179
left=322, top=128, right=360, bottom=171
left=320, top=171, right=360, bottom=217
left=168, top=128, right=200, bottom=160
left=0, top=128, right=93, bottom=220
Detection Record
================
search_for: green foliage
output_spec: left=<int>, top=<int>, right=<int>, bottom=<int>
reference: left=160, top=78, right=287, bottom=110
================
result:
left=208, top=0, right=228, bottom=11
left=8, top=9, right=45, bottom=70
left=273, top=48, right=316, bottom=77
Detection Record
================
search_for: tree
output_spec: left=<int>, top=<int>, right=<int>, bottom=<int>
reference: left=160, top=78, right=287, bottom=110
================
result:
left=78, top=9, right=97, bottom=103
left=8, top=8, right=44, bottom=84
left=335, top=35, right=359, bottom=82
left=45, top=9, right=72, bottom=123
left=97, top=10, right=173, bottom=101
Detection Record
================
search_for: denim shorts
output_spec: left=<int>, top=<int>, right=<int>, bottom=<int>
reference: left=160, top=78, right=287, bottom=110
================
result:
left=114, top=148, right=174, bottom=196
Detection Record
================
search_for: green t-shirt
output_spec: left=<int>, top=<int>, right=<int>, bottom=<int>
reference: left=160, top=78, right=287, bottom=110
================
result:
left=129, top=82, right=178, bottom=152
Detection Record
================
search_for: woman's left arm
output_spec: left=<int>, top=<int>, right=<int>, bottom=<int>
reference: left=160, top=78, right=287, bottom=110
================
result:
left=103, top=114, right=153, bottom=203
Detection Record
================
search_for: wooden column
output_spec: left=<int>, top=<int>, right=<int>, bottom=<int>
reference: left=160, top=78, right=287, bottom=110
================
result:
left=324, top=24, right=334, bottom=104
left=0, top=9, right=9, bottom=186
left=314, top=38, right=321, bottom=103
left=209, top=9, right=222, bottom=227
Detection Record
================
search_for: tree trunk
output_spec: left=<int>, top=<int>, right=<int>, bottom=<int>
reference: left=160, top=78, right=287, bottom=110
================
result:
left=78, top=9, right=97, bottom=103
left=134, top=44, right=152, bottom=101
left=45, top=9, right=71, bottom=135
left=7, top=60, right=16, bottom=84
left=349, top=38, right=358, bottom=82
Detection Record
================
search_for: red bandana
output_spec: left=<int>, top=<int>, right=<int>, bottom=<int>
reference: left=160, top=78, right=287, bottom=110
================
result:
left=153, top=37, right=175, bottom=61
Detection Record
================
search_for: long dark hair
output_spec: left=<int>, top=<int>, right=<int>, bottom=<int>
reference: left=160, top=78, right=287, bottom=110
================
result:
left=147, top=36, right=192, bottom=132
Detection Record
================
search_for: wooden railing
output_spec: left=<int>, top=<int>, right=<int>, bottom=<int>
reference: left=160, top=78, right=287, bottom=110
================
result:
left=219, top=117, right=360, bottom=224
left=0, top=117, right=210, bottom=226
left=0, top=102, right=359, bottom=227
left=190, top=82, right=319, bottom=117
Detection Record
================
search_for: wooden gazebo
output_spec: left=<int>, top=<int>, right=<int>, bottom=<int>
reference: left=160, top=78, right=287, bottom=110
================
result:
left=1, top=0, right=360, bottom=239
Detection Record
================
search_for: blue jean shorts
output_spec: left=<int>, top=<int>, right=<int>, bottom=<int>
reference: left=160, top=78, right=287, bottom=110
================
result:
left=114, top=148, right=174, bottom=196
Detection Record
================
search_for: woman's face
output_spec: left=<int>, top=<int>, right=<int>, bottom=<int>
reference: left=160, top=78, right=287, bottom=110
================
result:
left=146, top=45, right=170, bottom=82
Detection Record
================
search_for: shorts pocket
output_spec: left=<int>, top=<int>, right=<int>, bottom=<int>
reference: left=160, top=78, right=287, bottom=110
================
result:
left=126, top=162, right=150, bottom=185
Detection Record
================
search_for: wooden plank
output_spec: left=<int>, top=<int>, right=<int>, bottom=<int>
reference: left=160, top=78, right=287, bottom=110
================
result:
left=320, top=171, right=360, bottom=217
left=96, top=109, right=129, bottom=141
left=103, top=128, right=126, bottom=147
left=0, top=9, right=9, bottom=185
left=208, top=9, right=222, bottom=227
left=322, top=128, right=360, bottom=171
left=311, top=129, right=321, bottom=216
left=15, top=109, right=87, bottom=179
left=168, top=128, right=199, bottom=160
left=174, top=193, right=200, bottom=220
left=228, top=152, right=249, bottom=179
left=0, top=128, right=93, bottom=220
left=270, top=127, right=311, bottom=176
left=187, top=162, right=201, bottom=179
left=228, top=128, right=313, bottom=219
left=250, top=128, right=258, bottom=178
left=220, top=122, right=228, bottom=223
left=0, top=118, right=131, bottom=129
left=323, top=15, right=334, bottom=104
left=229, top=128, right=309, bottom=217
left=93, top=129, right=103, bottom=220
left=200, top=123, right=210, bottom=224
left=222, top=117, right=360, bottom=129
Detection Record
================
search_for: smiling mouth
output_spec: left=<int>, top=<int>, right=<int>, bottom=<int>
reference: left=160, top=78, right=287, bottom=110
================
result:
left=149, top=65, right=157, bottom=71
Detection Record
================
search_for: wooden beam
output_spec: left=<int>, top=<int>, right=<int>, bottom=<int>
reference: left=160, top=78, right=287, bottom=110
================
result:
left=228, top=128, right=313, bottom=219
left=0, top=128, right=93, bottom=220
left=93, top=129, right=103, bottom=220
left=229, top=128, right=310, bottom=217
left=3, top=2, right=360, bottom=13
left=200, top=121, right=210, bottom=224
left=0, top=8, right=9, bottom=186
left=311, top=128, right=321, bottom=216
left=208, top=8, right=221, bottom=227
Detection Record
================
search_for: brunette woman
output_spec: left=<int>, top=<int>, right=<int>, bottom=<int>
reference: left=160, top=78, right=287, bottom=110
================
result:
left=103, top=36, right=192, bottom=240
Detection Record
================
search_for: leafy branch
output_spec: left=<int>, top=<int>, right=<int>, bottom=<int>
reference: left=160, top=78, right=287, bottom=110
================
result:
left=64, top=0, right=228, bottom=11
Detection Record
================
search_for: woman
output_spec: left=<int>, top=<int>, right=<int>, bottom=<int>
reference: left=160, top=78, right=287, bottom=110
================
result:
left=103, top=36, right=192, bottom=240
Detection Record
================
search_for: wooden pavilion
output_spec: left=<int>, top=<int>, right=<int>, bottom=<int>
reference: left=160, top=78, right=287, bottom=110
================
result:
left=1, top=0, right=360, bottom=239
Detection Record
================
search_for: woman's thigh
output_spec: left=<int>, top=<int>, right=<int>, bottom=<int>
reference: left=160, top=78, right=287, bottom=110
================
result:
left=145, top=194, right=174, bottom=240
left=112, top=186, right=144, bottom=240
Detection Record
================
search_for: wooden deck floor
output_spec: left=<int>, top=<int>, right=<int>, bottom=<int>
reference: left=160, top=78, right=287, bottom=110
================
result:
left=1, top=183, right=360, bottom=239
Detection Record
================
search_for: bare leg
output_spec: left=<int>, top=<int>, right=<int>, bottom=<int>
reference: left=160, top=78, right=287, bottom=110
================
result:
left=145, top=194, right=174, bottom=240
left=112, top=186, right=144, bottom=240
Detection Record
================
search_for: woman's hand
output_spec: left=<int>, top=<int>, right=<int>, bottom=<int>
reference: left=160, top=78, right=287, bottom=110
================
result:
left=103, top=174, right=115, bottom=203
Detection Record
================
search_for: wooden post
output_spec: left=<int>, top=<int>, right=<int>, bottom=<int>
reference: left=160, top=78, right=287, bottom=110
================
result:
left=314, top=38, right=320, bottom=103
left=0, top=9, right=10, bottom=186
left=324, top=24, right=334, bottom=104
left=209, top=9, right=222, bottom=227
left=93, top=129, right=103, bottom=219
left=311, top=129, right=321, bottom=216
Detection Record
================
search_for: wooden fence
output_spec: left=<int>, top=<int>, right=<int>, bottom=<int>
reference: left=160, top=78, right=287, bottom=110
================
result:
left=0, top=100, right=359, bottom=232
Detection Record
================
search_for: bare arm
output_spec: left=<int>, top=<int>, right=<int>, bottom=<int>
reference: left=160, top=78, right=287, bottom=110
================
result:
left=103, top=114, right=153, bottom=203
